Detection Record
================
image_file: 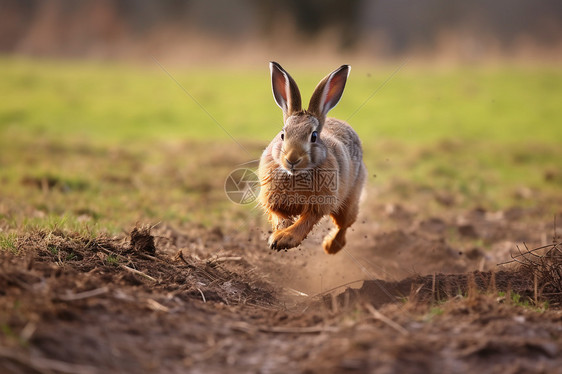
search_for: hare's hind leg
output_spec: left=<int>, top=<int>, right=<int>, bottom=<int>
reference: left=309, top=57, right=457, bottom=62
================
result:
left=322, top=200, right=359, bottom=254
left=323, top=172, right=364, bottom=254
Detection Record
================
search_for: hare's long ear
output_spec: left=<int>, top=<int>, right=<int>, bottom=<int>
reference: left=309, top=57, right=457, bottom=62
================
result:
left=270, top=62, right=302, bottom=118
left=308, top=65, right=350, bottom=120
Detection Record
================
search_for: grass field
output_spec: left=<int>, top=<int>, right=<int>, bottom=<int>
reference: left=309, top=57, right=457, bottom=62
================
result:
left=1, top=58, right=561, bottom=233
left=2, top=58, right=561, bottom=143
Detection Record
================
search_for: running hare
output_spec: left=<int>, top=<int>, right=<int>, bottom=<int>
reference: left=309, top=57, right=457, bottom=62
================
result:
left=258, top=62, right=366, bottom=254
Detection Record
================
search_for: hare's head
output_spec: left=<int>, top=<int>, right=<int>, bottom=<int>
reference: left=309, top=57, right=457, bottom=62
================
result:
left=269, top=62, right=350, bottom=174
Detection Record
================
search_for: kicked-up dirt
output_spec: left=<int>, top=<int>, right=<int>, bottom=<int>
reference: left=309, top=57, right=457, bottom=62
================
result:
left=1, top=204, right=561, bottom=373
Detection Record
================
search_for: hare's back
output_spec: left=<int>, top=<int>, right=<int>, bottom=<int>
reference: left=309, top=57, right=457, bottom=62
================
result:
left=322, top=118, right=363, bottom=160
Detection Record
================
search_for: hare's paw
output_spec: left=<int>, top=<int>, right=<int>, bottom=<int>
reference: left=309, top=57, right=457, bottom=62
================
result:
left=322, top=231, right=346, bottom=254
left=268, top=229, right=301, bottom=251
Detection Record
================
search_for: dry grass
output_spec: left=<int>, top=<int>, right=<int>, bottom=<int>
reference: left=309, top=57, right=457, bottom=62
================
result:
left=500, top=236, right=562, bottom=307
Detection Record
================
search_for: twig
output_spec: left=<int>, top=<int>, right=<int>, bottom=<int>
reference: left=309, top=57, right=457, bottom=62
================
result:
left=523, top=242, right=541, bottom=258
left=534, top=272, right=539, bottom=305
left=498, top=243, right=558, bottom=265
left=308, top=279, right=366, bottom=299
left=174, top=249, right=191, bottom=266
left=432, top=272, right=436, bottom=303
left=121, top=265, right=156, bottom=282
left=284, top=287, right=310, bottom=297
left=58, top=287, right=109, bottom=301
left=96, top=245, right=128, bottom=261
left=554, top=214, right=558, bottom=243
left=208, top=256, right=242, bottom=264
left=138, top=253, right=159, bottom=261
left=412, top=283, right=424, bottom=299
left=364, top=302, right=409, bottom=336
left=146, top=299, right=170, bottom=312
left=196, top=287, right=207, bottom=303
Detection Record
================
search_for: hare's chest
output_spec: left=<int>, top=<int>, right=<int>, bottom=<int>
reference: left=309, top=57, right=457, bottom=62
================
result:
left=264, top=169, right=338, bottom=213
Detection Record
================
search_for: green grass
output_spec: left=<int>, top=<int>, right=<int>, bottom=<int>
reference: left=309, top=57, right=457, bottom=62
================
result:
left=0, top=233, right=18, bottom=254
left=2, top=58, right=560, bottom=145
left=498, top=291, right=550, bottom=312
left=1, top=57, right=561, bottom=232
left=105, top=254, right=120, bottom=266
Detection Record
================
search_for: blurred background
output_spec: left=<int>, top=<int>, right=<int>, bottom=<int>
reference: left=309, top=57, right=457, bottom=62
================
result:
left=2, top=0, right=561, bottom=65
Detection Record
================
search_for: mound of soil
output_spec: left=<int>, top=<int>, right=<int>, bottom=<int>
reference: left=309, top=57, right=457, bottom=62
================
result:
left=331, top=270, right=539, bottom=309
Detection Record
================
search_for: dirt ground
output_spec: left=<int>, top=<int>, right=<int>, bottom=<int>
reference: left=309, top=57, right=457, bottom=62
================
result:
left=1, top=199, right=561, bottom=374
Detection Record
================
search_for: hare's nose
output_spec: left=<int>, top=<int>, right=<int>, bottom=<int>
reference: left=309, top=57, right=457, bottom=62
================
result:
left=285, top=157, right=302, bottom=167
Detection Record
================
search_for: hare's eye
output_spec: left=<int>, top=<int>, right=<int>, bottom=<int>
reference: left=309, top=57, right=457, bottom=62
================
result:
left=310, top=131, right=318, bottom=143
left=280, top=133, right=284, bottom=141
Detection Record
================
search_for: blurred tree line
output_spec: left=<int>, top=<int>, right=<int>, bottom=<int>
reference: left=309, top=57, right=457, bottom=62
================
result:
left=1, top=0, right=560, bottom=57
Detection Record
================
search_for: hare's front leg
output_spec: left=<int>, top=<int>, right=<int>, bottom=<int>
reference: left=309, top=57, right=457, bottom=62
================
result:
left=268, top=212, right=294, bottom=231
left=269, top=212, right=323, bottom=250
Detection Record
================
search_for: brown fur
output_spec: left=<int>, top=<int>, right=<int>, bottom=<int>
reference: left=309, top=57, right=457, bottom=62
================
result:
left=259, top=62, right=366, bottom=254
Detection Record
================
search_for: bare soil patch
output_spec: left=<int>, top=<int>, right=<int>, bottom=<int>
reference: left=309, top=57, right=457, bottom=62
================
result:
left=1, top=207, right=561, bottom=373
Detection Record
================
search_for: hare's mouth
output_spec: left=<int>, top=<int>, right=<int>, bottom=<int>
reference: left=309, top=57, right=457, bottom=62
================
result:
left=280, top=166, right=295, bottom=176
left=280, top=166, right=309, bottom=176
left=281, top=155, right=310, bottom=174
